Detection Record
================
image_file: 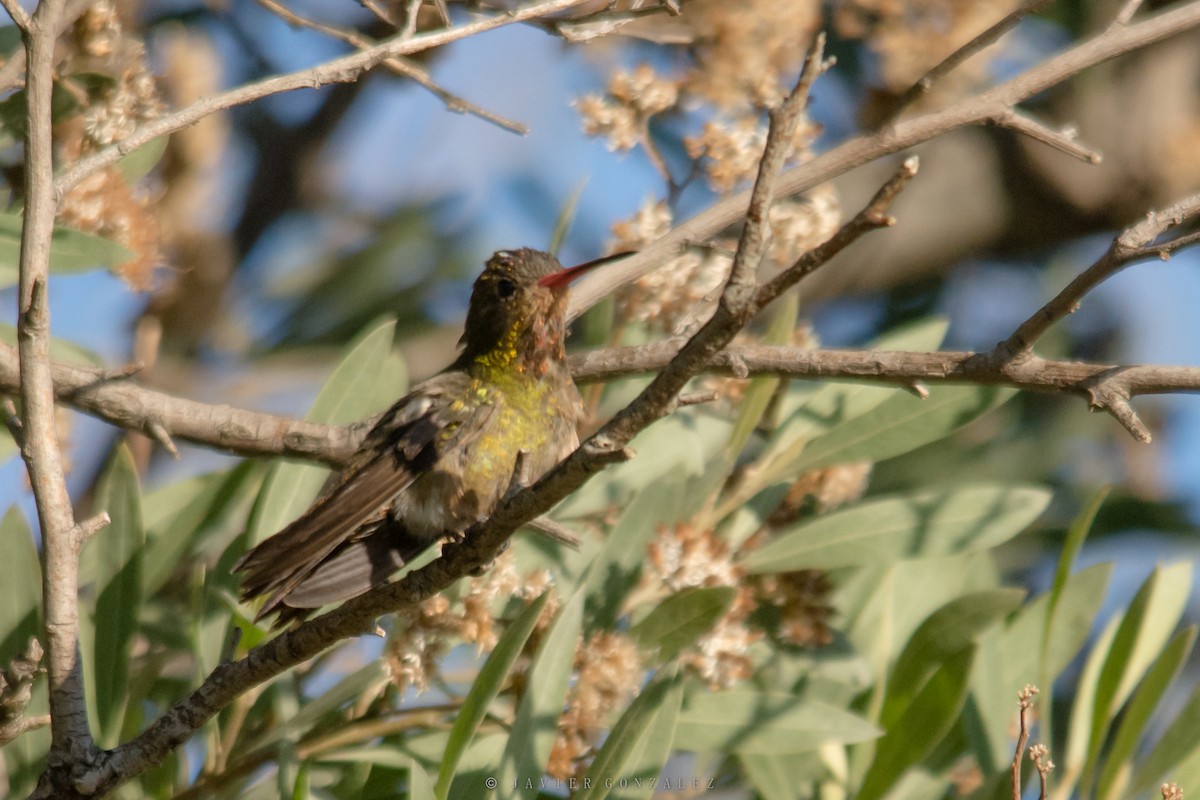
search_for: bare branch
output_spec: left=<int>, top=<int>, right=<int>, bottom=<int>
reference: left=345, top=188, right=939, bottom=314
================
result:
left=15, top=0, right=101, bottom=780
left=754, top=156, right=919, bottom=310
left=990, top=109, right=1102, bottom=164
left=1112, top=0, right=1145, bottom=28
left=1000, top=192, right=1200, bottom=355
left=53, top=0, right=590, bottom=196
left=0, top=0, right=30, bottom=32
left=566, top=0, right=1200, bottom=320
left=256, top=0, right=527, bottom=134
left=883, top=0, right=1055, bottom=124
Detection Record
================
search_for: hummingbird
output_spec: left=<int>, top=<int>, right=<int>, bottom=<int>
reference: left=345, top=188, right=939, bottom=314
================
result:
left=234, top=248, right=596, bottom=626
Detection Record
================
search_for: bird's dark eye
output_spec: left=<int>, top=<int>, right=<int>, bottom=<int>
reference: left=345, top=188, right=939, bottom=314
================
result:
left=496, top=278, right=516, bottom=299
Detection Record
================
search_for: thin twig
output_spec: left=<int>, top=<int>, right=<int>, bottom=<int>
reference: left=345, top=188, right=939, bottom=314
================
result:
left=566, top=0, right=1200, bottom=320
left=54, top=0, right=589, bottom=196
left=1112, top=0, right=1145, bottom=27
left=1012, top=686, right=1038, bottom=800
left=883, top=0, right=1055, bottom=125
left=0, top=0, right=30, bottom=31
left=1000, top=192, right=1200, bottom=356
left=257, top=0, right=527, bottom=134
left=990, top=109, right=1102, bottom=164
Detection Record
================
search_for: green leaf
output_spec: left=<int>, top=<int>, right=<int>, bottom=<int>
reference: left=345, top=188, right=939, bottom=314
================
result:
left=1130, top=672, right=1200, bottom=795
left=1079, top=562, right=1193, bottom=798
left=496, top=586, right=585, bottom=799
left=1096, top=625, right=1197, bottom=800
left=116, top=135, right=169, bottom=184
left=788, top=385, right=1014, bottom=475
left=409, top=757, right=435, bottom=800
left=577, top=666, right=684, bottom=800
left=882, top=589, right=1024, bottom=728
left=0, top=322, right=102, bottom=365
left=0, top=507, right=40, bottom=662
left=1040, top=486, right=1109, bottom=748
left=142, top=462, right=261, bottom=598
left=80, top=445, right=145, bottom=748
left=0, top=213, right=134, bottom=286
left=856, top=648, right=975, bottom=800
left=244, top=318, right=399, bottom=548
left=674, top=690, right=880, bottom=754
left=630, top=587, right=734, bottom=661
left=742, top=484, right=1050, bottom=573
left=437, top=592, right=550, bottom=799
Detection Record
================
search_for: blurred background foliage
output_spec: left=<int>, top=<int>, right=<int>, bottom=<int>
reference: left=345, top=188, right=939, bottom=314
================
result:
left=2, top=0, right=1200, bottom=797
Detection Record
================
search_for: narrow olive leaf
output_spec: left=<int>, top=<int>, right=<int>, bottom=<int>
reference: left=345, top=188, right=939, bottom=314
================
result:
left=968, top=564, right=1110, bottom=768
left=1039, top=486, right=1110, bottom=749
left=291, top=762, right=311, bottom=800
left=1062, top=614, right=1120, bottom=793
left=116, top=134, right=169, bottom=184
left=881, top=589, right=1024, bottom=729
left=0, top=508, right=40, bottom=661
left=548, top=179, right=587, bottom=255
left=788, top=385, right=1014, bottom=475
left=437, top=592, right=551, bottom=800
left=577, top=665, right=684, bottom=800
left=1096, top=625, right=1197, bottom=800
left=142, top=462, right=261, bottom=597
left=409, top=757, right=436, bottom=800
left=610, top=670, right=685, bottom=800
left=249, top=661, right=388, bottom=753
left=1129, top=665, right=1200, bottom=795
left=0, top=213, right=133, bottom=284
left=724, top=292, right=797, bottom=461
left=81, top=445, right=145, bottom=748
left=244, top=318, right=398, bottom=546
left=751, top=318, right=951, bottom=492
left=674, top=691, right=880, bottom=755
left=0, top=323, right=102, bottom=365
left=496, top=586, right=585, bottom=800
left=741, top=484, right=1050, bottom=573
left=1079, top=562, right=1193, bottom=799
left=629, top=587, right=735, bottom=662
left=740, top=753, right=813, bottom=800
left=856, top=648, right=975, bottom=800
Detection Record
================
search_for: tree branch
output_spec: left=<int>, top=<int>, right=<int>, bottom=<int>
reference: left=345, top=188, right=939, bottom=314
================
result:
left=52, top=0, right=588, bottom=197
left=565, top=0, right=1200, bottom=320
left=15, top=0, right=103, bottom=789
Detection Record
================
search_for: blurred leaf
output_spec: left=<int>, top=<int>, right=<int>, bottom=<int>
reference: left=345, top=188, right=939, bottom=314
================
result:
left=554, top=408, right=732, bottom=519
left=577, top=665, right=684, bottom=800
left=789, top=385, right=1015, bottom=475
left=244, top=318, right=399, bottom=548
left=0, top=213, right=133, bottom=286
left=80, top=445, right=145, bottom=748
left=497, top=586, right=585, bottom=799
left=438, top=592, right=550, bottom=799
left=630, top=586, right=734, bottom=662
left=250, top=661, right=388, bottom=752
left=1130, top=668, right=1200, bottom=795
left=1039, top=486, right=1109, bottom=747
left=882, top=589, right=1024, bottom=728
left=409, top=758, right=435, bottom=800
left=1096, top=625, right=1196, bottom=800
left=142, top=462, right=261, bottom=598
left=117, top=135, right=169, bottom=184
left=548, top=180, right=586, bottom=255
left=0, top=506, right=40, bottom=662
left=0, top=322, right=102, bottom=365
left=742, top=484, right=1050, bottom=572
left=856, top=647, right=974, bottom=800
left=1079, top=562, right=1193, bottom=798
left=674, top=690, right=880, bottom=754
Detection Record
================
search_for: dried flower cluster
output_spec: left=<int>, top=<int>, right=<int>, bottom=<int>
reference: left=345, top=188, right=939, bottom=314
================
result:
left=609, top=199, right=729, bottom=334
left=576, top=3, right=840, bottom=336
left=547, top=631, right=643, bottom=780
left=57, top=1, right=165, bottom=290
left=384, top=551, right=554, bottom=694
left=642, top=523, right=759, bottom=687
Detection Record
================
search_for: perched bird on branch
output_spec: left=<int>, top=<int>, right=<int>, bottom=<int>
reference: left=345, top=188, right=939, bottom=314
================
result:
left=235, top=248, right=596, bottom=626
